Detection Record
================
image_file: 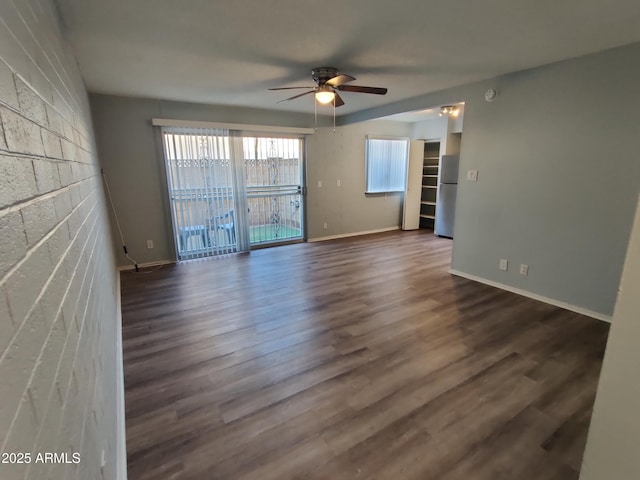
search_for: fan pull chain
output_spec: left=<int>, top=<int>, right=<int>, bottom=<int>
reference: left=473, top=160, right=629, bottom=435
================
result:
left=333, top=99, right=336, bottom=133
left=314, top=96, right=318, bottom=130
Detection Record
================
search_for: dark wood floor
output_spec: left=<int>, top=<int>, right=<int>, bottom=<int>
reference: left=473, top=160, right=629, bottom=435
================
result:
left=120, top=230, right=609, bottom=480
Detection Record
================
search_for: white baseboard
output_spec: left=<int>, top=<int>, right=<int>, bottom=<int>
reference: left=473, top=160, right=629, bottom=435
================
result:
left=115, top=273, right=128, bottom=480
left=449, top=269, right=612, bottom=323
left=308, top=226, right=400, bottom=243
left=117, top=259, right=175, bottom=271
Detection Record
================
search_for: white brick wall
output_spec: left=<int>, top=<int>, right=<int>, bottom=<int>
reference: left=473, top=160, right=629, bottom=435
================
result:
left=0, top=1, right=120, bottom=479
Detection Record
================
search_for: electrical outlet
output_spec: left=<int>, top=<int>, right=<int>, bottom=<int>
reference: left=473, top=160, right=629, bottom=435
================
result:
left=100, top=450, right=106, bottom=468
left=323, top=222, right=328, bottom=230
left=317, top=180, right=322, bottom=188
left=499, top=259, right=508, bottom=271
left=520, top=264, right=529, bottom=276
left=146, top=240, right=154, bottom=249
left=467, top=170, right=478, bottom=181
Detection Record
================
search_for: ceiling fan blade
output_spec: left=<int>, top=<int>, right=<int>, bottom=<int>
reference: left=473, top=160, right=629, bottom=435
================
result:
left=326, top=74, right=356, bottom=87
left=269, top=86, right=314, bottom=90
left=337, top=85, right=388, bottom=95
left=277, top=90, right=315, bottom=103
left=333, top=93, right=345, bottom=107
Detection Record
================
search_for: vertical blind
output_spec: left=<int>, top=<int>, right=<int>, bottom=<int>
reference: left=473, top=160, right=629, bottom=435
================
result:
left=162, top=127, right=249, bottom=259
left=365, top=136, right=409, bottom=193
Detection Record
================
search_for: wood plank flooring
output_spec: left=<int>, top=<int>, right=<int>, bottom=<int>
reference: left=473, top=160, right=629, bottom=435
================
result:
left=120, top=230, right=609, bottom=480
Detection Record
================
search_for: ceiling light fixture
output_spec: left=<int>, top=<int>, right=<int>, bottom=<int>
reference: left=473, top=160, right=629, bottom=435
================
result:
left=315, top=85, right=336, bottom=104
left=439, top=105, right=459, bottom=117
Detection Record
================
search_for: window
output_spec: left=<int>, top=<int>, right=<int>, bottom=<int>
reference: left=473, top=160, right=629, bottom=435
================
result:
left=365, top=136, right=409, bottom=193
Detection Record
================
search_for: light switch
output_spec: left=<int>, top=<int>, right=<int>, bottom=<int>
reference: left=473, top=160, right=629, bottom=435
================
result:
left=317, top=180, right=322, bottom=188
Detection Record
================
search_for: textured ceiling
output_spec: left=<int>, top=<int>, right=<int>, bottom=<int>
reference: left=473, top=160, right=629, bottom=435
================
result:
left=56, top=0, right=640, bottom=116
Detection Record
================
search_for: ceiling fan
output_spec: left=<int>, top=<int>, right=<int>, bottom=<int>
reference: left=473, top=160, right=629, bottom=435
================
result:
left=269, top=67, right=388, bottom=107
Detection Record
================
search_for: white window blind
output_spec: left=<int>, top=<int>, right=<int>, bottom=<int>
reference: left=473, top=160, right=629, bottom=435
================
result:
left=365, top=136, right=409, bottom=193
left=161, top=127, right=249, bottom=259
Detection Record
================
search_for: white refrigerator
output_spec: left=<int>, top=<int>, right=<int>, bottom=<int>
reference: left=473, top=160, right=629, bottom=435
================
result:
left=435, top=155, right=459, bottom=238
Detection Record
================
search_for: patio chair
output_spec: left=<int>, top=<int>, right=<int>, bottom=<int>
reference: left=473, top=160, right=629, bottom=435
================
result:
left=213, top=210, right=235, bottom=244
left=178, top=224, right=211, bottom=251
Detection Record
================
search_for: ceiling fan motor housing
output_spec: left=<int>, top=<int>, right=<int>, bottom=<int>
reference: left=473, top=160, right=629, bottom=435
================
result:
left=269, top=67, right=386, bottom=106
left=312, top=67, right=339, bottom=85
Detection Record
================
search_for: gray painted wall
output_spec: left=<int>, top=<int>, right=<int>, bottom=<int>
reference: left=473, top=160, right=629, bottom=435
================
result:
left=91, top=94, right=315, bottom=266
left=451, top=43, right=640, bottom=316
left=0, top=1, right=120, bottom=479
left=411, top=117, right=448, bottom=141
left=306, top=120, right=412, bottom=240
left=580, top=193, right=640, bottom=479
left=91, top=95, right=410, bottom=264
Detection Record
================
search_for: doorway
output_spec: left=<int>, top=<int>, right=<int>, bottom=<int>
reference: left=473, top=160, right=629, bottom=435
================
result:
left=161, top=127, right=305, bottom=260
left=243, top=136, right=304, bottom=247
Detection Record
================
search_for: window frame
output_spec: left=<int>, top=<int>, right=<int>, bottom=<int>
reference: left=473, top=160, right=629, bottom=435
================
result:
left=364, top=135, right=410, bottom=194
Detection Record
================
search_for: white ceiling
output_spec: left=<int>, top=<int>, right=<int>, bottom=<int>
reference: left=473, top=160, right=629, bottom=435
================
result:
left=55, top=0, right=640, bottom=116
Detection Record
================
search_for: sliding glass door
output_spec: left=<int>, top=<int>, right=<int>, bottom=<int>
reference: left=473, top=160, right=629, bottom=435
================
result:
left=161, top=128, right=304, bottom=260
left=243, top=137, right=304, bottom=246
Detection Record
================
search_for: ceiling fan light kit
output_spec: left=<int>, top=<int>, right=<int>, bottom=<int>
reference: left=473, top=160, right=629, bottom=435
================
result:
left=315, top=85, right=335, bottom=104
left=269, top=66, right=388, bottom=108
